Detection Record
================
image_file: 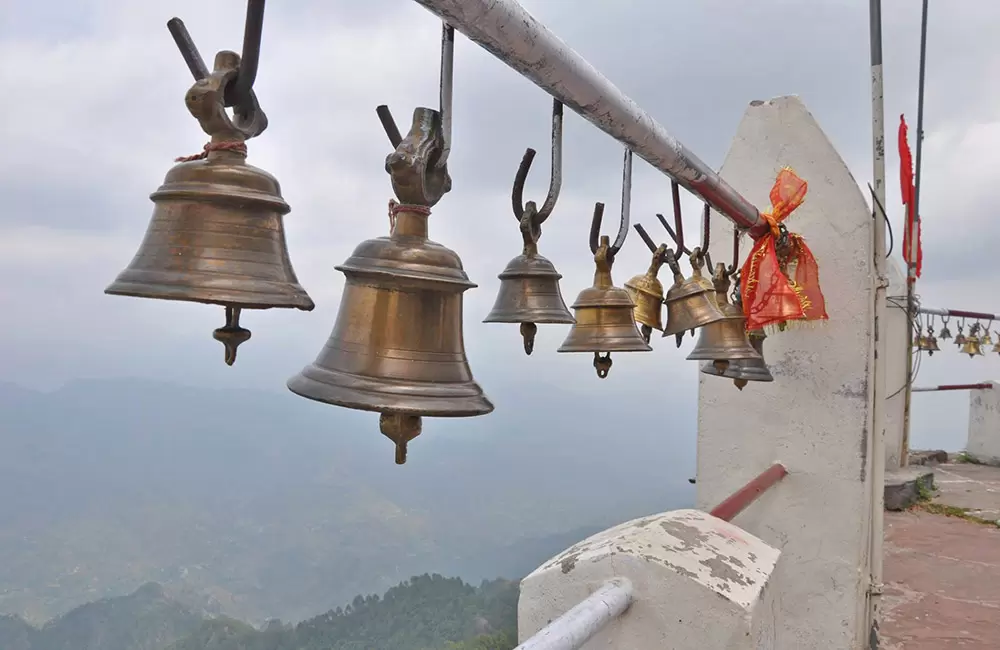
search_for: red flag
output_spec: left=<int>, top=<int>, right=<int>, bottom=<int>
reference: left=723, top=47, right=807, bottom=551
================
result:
left=898, top=114, right=922, bottom=278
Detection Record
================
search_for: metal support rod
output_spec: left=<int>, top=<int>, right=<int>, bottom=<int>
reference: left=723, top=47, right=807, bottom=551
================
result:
left=918, top=306, right=999, bottom=321
left=902, top=0, right=930, bottom=469
left=912, top=383, right=994, bottom=393
left=409, top=0, right=767, bottom=237
left=867, top=1, right=888, bottom=645
left=709, top=463, right=788, bottom=523
left=515, top=579, right=633, bottom=650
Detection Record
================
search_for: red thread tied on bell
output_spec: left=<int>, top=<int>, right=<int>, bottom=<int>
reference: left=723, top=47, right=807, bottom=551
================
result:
left=739, top=167, right=828, bottom=332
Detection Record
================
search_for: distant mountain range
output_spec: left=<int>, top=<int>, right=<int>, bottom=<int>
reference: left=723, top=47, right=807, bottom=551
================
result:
left=0, top=576, right=519, bottom=650
left=0, top=378, right=691, bottom=624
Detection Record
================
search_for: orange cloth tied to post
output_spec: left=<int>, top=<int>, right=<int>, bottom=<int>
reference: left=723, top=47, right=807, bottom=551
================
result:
left=739, top=167, right=828, bottom=332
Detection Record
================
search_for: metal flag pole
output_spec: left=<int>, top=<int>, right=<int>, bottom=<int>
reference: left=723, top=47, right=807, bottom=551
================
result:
left=901, top=0, right=930, bottom=468
left=867, top=0, right=888, bottom=644
left=409, top=0, right=770, bottom=238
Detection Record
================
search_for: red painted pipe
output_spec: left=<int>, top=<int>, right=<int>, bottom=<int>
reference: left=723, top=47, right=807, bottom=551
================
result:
left=709, top=463, right=788, bottom=522
left=912, top=383, right=993, bottom=393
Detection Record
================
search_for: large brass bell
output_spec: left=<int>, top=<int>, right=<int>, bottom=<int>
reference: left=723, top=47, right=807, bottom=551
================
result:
left=288, top=100, right=493, bottom=464
left=701, top=328, right=774, bottom=390
left=687, top=263, right=762, bottom=372
left=484, top=103, right=574, bottom=354
left=662, top=249, right=726, bottom=347
left=624, top=241, right=668, bottom=344
left=105, top=49, right=314, bottom=365
left=961, top=337, right=983, bottom=358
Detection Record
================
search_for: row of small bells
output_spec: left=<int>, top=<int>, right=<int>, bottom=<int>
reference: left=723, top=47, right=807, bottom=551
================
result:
left=919, top=321, right=1000, bottom=358
left=104, top=55, right=772, bottom=463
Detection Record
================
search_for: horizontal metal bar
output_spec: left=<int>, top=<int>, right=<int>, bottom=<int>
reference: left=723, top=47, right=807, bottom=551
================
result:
left=918, top=306, right=999, bottom=321
left=411, top=0, right=767, bottom=238
left=912, top=383, right=994, bottom=393
left=515, top=579, right=633, bottom=650
left=710, top=463, right=788, bottom=522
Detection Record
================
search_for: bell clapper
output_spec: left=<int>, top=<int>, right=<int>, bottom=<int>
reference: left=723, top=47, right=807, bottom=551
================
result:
left=213, top=306, right=252, bottom=366
left=713, top=359, right=730, bottom=373
left=640, top=324, right=652, bottom=344
left=593, top=352, right=613, bottom=378
left=379, top=413, right=423, bottom=465
left=520, top=322, right=538, bottom=355
left=734, top=378, right=749, bottom=391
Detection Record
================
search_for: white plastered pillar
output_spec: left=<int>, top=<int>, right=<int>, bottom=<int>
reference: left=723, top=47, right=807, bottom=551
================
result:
left=696, top=96, right=876, bottom=649
left=884, top=259, right=907, bottom=470
left=967, top=382, right=1000, bottom=465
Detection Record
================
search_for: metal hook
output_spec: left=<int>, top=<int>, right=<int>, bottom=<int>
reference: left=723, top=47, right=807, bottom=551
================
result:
left=633, top=223, right=657, bottom=254
left=226, top=0, right=266, bottom=110
left=438, top=22, right=455, bottom=169
left=588, top=148, right=632, bottom=258
left=374, top=22, right=453, bottom=157
left=701, top=203, right=714, bottom=270
left=167, top=18, right=209, bottom=80
left=730, top=226, right=741, bottom=275
left=512, top=99, right=563, bottom=225
left=656, top=181, right=691, bottom=256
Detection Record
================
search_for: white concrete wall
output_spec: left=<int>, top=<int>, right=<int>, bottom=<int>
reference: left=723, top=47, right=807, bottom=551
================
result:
left=696, top=96, right=875, bottom=649
left=517, top=509, right=781, bottom=649
left=967, top=382, right=1000, bottom=465
left=884, top=259, right=908, bottom=470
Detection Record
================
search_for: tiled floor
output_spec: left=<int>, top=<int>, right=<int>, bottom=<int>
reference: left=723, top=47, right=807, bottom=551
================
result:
left=880, top=463, right=1000, bottom=649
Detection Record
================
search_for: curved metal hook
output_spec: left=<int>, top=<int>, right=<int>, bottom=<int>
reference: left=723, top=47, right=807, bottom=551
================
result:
left=437, top=22, right=455, bottom=169
left=701, top=203, right=713, bottom=270
left=728, top=226, right=741, bottom=275
left=227, top=0, right=266, bottom=110
left=512, top=99, right=564, bottom=225
left=588, top=148, right=632, bottom=258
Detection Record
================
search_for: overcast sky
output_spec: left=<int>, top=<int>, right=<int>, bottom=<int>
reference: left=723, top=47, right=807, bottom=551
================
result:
left=2, top=0, right=999, bottom=453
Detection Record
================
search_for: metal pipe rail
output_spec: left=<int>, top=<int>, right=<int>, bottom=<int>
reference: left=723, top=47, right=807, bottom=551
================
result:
left=709, top=463, right=788, bottom=522
left=514, top=579, right=633, bottom=650
left=911, top=383, right=993, bottom=393
left=917, top=306, right=999, bottom=322
left=410, top=0, right=769, bottom=238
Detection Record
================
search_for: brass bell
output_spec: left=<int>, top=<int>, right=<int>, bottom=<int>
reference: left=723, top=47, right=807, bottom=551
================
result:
left=662, top=249, right=726, bottom=347
left=939, top=321, right=952, bottom=340
left=484, top=110, right=574, bottom=355
left=105, top=50, right=314, bottom=366
left=288, top=105, right=493, bottom=464
left=981, top=329, right=994, bottom=347
left=701, top=328, right=774, bottom=390
left=961, top=338, right=983, bottom=358
left=558, top=234, right=652, bottom=378
left=624, top=243, right=668, bottom=344
left=991, top=331, right=1000, bottom=354
left=918, top=324, right=940, bottom=355
left=954, top=325, right=967, bottom=346
left=687, top=263, right=762, bottom=372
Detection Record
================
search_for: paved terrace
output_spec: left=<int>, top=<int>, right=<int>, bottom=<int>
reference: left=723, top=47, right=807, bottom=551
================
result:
left=882, top=462, right=1000, bottom=649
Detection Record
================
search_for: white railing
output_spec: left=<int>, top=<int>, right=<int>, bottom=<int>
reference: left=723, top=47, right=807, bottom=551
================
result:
left=515, top=579, right=633, bottom=650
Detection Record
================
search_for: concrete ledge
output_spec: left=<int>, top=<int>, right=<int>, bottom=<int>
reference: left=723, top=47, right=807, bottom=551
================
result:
left=884, top=467, right=935, bottom=511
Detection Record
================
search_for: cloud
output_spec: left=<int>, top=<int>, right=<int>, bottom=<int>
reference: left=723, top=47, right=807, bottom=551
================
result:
left=1, top=0, right=999, bottom=453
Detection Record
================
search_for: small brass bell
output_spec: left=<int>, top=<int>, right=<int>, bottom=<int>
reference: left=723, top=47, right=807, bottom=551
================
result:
left=701, top=328, right=774, bottom=390
left=624, top=243, right=668, bottom=344
left=961, top=338, right=983, bottom=358
left=106, top=51, right=314, bottom=366
left=939, top=321, right=952, bottom=340
left=991, top=331, right=1000, bottom=354
left=662, top=249, right=726, bottom=348
left=954, top=325, right=967, bottom=346
left=288, top=105, right=493, bottom=464
left=484, top=116, right=574, bottom=355
left=981, top=329, right=994, bottom=347
left=687, top=263, right=762, bottom=372
left=923, top=326, right=940, bottom=355
left=558, top=230, right=652, bottom=379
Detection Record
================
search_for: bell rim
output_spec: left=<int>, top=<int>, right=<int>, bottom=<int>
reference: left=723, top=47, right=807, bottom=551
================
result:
left=700, top=361, right=774, bottom=382
left=482, top=311, right=576, bottom=325
left=104, top=280, right=315, bottom=311
left=685, top=347, right=762, bottom=362
left=287, top=367, right=495, bottom=418
left=336, top=261, right=476, bottom=290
